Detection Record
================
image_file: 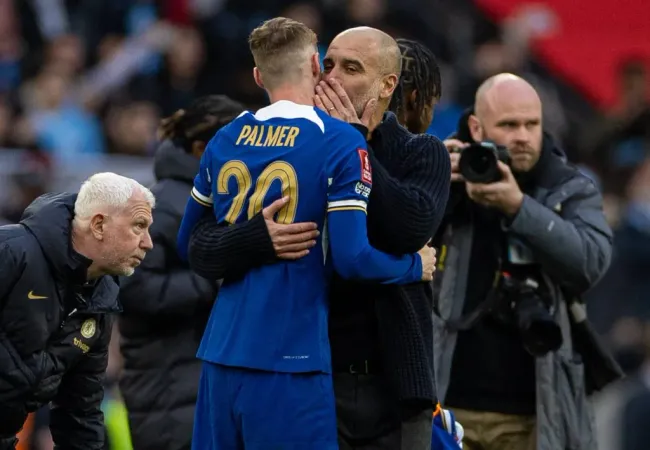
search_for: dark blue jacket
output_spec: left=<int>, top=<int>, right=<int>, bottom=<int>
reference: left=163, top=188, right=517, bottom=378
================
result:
left=0, top=193, right=120, bottom=449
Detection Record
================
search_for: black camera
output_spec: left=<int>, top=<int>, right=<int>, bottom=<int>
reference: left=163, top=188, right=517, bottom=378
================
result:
left=499, top=274, right=563, bottom=357
left=458, top=141, right=511, bottom=184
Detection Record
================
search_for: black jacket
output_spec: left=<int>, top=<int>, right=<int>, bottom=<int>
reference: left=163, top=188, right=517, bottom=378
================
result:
left=187, top=113, right=451, bottom=402
left=118, top=141, right=217, bottom=450
left=0, top=193, right=119, bottom=449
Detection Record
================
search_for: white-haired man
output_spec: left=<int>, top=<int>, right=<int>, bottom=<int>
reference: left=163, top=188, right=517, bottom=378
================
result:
left=0, top=172, right=154, bottom=450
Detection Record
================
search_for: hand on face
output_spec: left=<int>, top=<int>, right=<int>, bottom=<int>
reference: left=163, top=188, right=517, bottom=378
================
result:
left=313, top=78, right=377, bottom=128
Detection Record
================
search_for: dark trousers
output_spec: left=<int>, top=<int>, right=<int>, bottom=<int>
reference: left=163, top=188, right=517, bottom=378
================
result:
left=334, top=373, right=433, bottom=450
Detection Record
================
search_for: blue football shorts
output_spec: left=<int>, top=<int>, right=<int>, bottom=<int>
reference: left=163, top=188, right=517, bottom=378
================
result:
left=192, top=361, right=338, bottom=450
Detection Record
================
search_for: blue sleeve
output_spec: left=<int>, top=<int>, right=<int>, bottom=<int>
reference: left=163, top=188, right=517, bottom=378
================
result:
left=326, top=128, right=422, bottom=284
left=177, top=145, right=215, bottom=260
left=328, top=211, right=422, bottom=284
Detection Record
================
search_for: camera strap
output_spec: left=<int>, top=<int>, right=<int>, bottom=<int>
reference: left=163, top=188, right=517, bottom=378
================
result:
left=444, top=271, right=502, bottom=331
left=432, top=223, right=504, bottom=331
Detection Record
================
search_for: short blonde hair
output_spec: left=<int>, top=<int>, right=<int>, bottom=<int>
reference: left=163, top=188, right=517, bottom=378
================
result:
left=248, top=17, right=318, bottom=89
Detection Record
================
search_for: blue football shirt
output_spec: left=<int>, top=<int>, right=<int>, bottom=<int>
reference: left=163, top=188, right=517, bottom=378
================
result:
left=191, top=100, right=421, bottom=373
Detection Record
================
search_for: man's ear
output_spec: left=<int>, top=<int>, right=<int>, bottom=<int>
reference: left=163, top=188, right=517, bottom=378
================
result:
left=380, top=73, right=399, bottom=100
left=468, top=114, right=484, bottom=142
left=311, top=52, right=321, bottom=79
left=89, top=214, right=106, bottom=241
left=253, top=67, right=264, bottom=89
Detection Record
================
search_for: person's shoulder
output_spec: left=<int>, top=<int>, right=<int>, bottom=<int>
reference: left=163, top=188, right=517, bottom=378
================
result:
left=380, top=113, right=445, bottom=153
left=561, top=162, right=602, bottom=197
left=0, top=224, right=35, bottom=271
left=318, top=113, right=365, bottom=144
left=313, top=108, right=346, bottom=133
left=407, top=132, right=446, bottom=151
left=399, top=132, right=449, bottom=167
left=0, top=224, right=34, bottom=253
left=545, top=142, right=599, bottom=196
left=214, top=111, right=251, bottom=138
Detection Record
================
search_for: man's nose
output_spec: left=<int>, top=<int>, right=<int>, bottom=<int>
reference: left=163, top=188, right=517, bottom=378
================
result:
left=514, top=125, right=530, bottom=143
left=141, top=231, right=153, bottom=251
left=322, top=70, right=335, bottom=81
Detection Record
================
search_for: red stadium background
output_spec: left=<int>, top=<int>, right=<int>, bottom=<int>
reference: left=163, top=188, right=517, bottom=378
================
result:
left=474, top=0, right=650, bottom=109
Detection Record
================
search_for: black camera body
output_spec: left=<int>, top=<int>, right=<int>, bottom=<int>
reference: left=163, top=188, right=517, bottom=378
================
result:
left=495, top=273, right=563, bottom=357
left=458, top=141, right=511, bottom=184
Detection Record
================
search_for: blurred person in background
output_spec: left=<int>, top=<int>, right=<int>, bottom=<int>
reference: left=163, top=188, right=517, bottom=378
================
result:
left=0, top=172, right=154, bottom=450
left=389, top=38, right=442, bottom=134
left=620, top=320, right=650, bottom=450
left=105, top=100, right=160, bottom=155
left=14, top=68, right=105, bottom=160
left=580, top=58, right=650, bottom=196
left=1, top=172, right=49, bottom=224
left=0, top=0, right=21, bottom=93
left=0, top=97, right=13, bottom=146
left=454, top=9, right=567, bottom=143
left=188, top=25, right=450, bottom=450
left=103, top=321, right=132, bottom=450
left=586, top=158, right=650, bottom=331
left=433, top=73, right=612, bottom=450
left=118, top=95, right=244, bottom=450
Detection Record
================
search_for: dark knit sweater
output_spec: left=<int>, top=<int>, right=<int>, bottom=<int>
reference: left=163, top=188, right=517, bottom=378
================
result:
left=187, top=112, right=451, bottom=402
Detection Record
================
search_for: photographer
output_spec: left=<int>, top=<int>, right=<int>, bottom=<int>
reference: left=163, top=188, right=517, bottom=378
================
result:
left=432, top=73, right=613, bottom=450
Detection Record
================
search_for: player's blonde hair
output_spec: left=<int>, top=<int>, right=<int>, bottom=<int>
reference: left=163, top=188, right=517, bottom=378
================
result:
left=248, top=17, right=318, bottom=89
left=74, top=172, right=155, bottom=221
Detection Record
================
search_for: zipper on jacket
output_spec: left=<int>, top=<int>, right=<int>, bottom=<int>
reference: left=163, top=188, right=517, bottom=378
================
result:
left=60, top=308, right=78, bottom=329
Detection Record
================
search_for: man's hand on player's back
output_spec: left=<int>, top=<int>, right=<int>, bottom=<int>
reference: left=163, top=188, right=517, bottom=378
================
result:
left=417, top=245, right=437, bottom=281
left=263, top=197, right=319, bottom=260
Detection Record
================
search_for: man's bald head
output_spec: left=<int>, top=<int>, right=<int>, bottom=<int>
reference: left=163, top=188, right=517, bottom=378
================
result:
left=322, top=27, right=401, bottom=121
left=474, top=73, right=541, bottom=120
left=334, top=27, right=402, bottom=76
left=468, top=73, right=544, bottom=173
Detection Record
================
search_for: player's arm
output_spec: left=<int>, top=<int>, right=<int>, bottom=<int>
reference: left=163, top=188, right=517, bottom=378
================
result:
left=177, top=141, right=215, bottom=261
left=327, top=135, right=424, bottom=285
left=188, top=204, right=277, bottom=281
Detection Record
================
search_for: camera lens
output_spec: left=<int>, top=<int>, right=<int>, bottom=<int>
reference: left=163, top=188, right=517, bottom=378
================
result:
left=472, top=154, right=492, bottom=173
left=458, top=143, right=501, bottom=183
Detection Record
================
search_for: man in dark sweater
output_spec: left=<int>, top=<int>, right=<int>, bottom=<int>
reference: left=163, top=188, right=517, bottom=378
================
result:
left=188, top=28, right=451, bottom=449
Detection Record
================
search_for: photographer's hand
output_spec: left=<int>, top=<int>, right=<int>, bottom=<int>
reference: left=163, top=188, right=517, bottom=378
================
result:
left=443, top=139, right=469, bottom=182
left=466, top=161, right=524, bottom=217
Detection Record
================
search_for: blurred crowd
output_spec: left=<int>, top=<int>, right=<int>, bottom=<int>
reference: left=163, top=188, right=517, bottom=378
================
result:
left=0, top=0, right=648, bottom=449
